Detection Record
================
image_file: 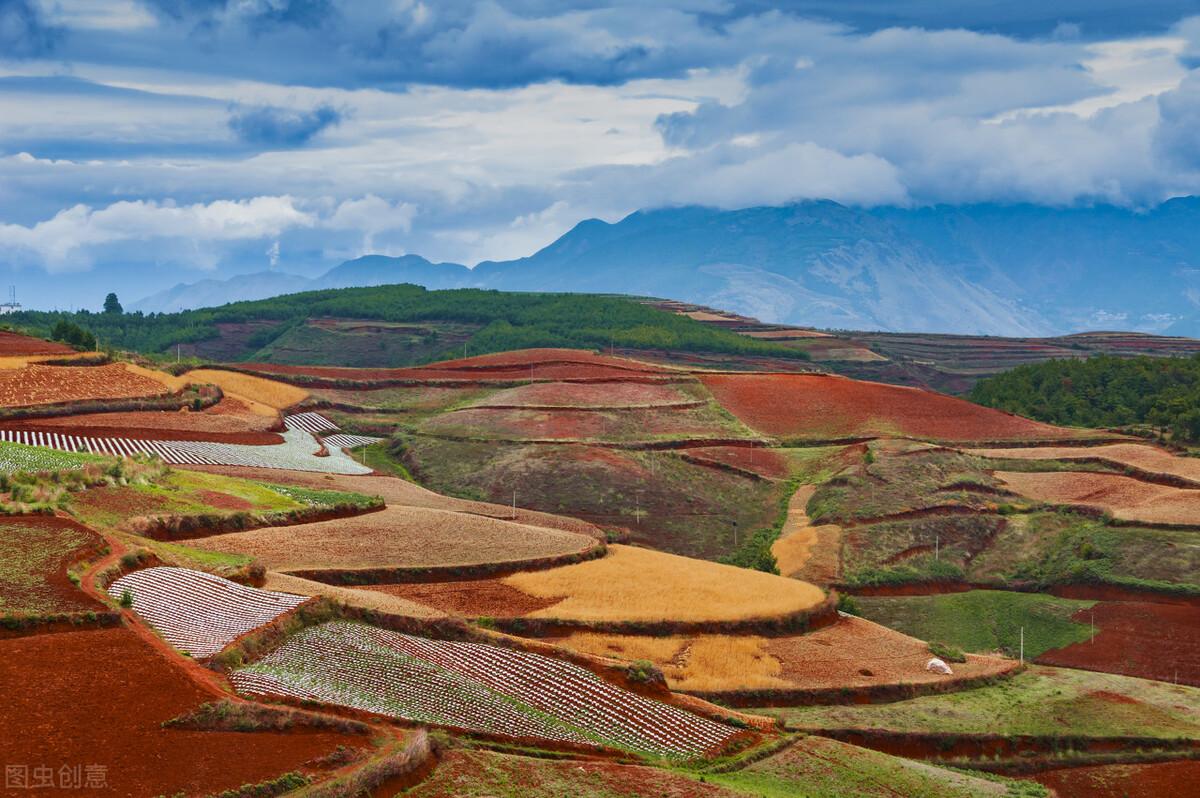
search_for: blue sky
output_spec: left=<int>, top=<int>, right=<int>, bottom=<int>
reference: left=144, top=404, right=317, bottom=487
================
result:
left=2, top=0, right=1200, bottom=308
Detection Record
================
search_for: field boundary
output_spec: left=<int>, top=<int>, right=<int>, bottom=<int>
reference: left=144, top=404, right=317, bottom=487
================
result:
left=282, top=539, right=606, bottom=585
left=127, top=501, right=387, bottom=542
left=487, top=591, right=840, bottom=638
left=0, top=383, right=222, bottom=422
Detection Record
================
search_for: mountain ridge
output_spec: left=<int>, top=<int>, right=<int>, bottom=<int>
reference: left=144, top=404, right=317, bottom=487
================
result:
left=132, top=200, right=1200, bottom=336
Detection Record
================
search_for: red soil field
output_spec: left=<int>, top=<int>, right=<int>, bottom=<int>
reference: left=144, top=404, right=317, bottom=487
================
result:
left=364, top=579, right=561, bottom=616
left=1038, top=602, right=1200, bottom=685
left=0, top=363, right=169, bottom=407
left=681, top=445, right=791, bottom=480
left=471, top=380, right=692, bottom=408
left=2, top=396, right=283, bottom=443
left=1032, top=760, right=1200, bottom=798
left=701, top=373, right=1088, bottom=442
left=0, top=515, right=107, bottom=615
left=0, top=627, right=366, bottom=797
left=0, top=330, right=74, bottom=355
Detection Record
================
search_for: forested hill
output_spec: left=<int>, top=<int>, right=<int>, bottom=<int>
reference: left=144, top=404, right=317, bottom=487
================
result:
left=969, top=354, right=1200, bottom=442
left=2, top=284, right=808, bottom=365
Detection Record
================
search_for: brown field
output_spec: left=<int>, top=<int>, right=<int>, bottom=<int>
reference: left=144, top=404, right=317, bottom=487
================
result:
left=364, top=578, right=562, bottom=617
left=996, top=471, right=1200, bottom=525
left=181, top=467, right=602, bottom=538
left=468, top=380, right=693, bottom=408
left=1038, top=601, right=1200, bottom=685
left=0, top=627, right=367, bottom=797
left=263, top=572, right=445, bottom=618
left=0, top=330, right=75, bottom=356
left=189, top=505, right=598, bottom=572
left=554, top=614, right=1015, bottom=693
left=0, top=363, right=170, bottom=407
left=185, top=369, right=308, bottom=412
left=970, top=442, right=1200, bottom=483
left=701, top=372, right=1087, bottom=442
left=772, top=484, right=842, bottom=584
left=1032, top=760, right=1200, bottom=798
left=502, top=544, right=826, bottom=623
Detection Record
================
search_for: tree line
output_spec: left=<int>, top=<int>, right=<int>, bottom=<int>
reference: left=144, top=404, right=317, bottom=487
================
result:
left=970, top=354, right=1200, bottom=442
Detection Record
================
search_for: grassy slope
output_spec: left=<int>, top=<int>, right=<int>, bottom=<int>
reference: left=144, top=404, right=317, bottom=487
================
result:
left=854, top=591, right=1096, bottom=659
left=764, top=666, right=1200, bottom=740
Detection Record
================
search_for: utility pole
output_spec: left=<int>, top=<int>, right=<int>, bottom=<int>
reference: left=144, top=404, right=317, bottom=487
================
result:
left=635, top=492, right=641, bottom=526
left=935, top=533, right=939, bottom=561
left=1020, top=627, right=1024, bottom=666
left=1091, top=610, right=1095, bottom=643
left=512, top=489, right=517, bottom=520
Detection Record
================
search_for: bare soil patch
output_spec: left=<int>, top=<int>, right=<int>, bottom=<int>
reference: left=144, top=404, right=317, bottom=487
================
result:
left=772, top=484, right=842, bottom=584
left=0, top=363, right=169, bottom=407
left=1032, top=760, right=1200, bottom=798
left=1038, top=602, right=1200, bottom=685
left=363, top=579, right=560, bottom=617
left=0, top=331, right=75, bottom=356
left=0, top=627, right=366, bottom=797
left=701, top=373, right=1086, bottom=442
left=996, top=471, right=1200, bottom=525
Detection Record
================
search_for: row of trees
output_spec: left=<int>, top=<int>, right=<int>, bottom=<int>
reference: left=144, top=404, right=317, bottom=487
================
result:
left=970, top=354, right=1200, bottom=443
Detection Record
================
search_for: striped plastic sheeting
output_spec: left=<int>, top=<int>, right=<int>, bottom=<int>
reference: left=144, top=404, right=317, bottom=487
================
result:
left=284, top=412, right=338, bottom=435
left=0, top=418, right=373, bottom=474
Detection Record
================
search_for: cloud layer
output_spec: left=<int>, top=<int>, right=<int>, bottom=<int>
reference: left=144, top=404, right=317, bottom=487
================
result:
left=3, top=2, right=1200, bottom=307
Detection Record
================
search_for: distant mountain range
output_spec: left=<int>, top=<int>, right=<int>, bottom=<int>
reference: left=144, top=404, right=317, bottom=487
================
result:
left=132, top=199, right=1200, bottom=336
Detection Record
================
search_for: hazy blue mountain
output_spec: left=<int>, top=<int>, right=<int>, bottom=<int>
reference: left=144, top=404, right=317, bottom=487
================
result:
left=314, top=254, right=474, bottom=290
left=131, top=200, right=1200, bottom=336
left=130, top=271, right=312, bottom=314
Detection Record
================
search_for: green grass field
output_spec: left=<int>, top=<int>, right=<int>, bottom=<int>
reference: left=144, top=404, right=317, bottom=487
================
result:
left=854, top=590, right=1095, bottom=659
left=762, top=666, right=1200, bottom=740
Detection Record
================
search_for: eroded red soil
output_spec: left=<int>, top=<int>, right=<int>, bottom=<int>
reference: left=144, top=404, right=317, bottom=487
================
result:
left=1032, top=759, right=1200, bottom=798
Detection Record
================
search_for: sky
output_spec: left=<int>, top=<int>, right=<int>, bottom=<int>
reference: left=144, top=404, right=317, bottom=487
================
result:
left=2, top=0, right=1200, bottom=308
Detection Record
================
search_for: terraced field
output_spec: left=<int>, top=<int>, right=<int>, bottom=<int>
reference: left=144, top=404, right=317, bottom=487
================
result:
left=0, top=363, right=171, bottom=406
left=107, top=567, right=309, bottom=657
left=232, top=620, right=741, bottom=757
left=0, top=516, right=105, bottom=615
left=190, top=505, right=599, bottom=575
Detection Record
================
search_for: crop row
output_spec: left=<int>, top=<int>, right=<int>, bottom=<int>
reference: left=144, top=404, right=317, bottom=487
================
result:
left=232, top=620, right=738, bottom=758
left=107, top=567, right=309, bottom=658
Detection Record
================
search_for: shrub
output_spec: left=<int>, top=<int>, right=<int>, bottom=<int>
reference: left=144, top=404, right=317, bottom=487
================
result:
left=836, top=593, right=861, bottom=616
left=119, top=589, right=134, bottom=609
left=928, top=640, right=967, bottom=663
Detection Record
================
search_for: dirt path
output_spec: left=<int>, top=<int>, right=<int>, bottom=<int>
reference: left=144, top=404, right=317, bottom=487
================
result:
left=771, top=484, right=841, bottom=585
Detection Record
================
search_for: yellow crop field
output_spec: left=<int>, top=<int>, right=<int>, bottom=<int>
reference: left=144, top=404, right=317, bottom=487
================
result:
left=186, top=369, right=309, bottom=413
left=559, top=632, right=789, bottom=691
left=125, top=363, right=191, bottom=392
left=504, top=544, right=825, bottom=623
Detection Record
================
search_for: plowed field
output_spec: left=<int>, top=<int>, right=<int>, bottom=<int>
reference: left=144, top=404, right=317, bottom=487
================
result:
left=682, top=445, right=792, bottom=480
left=1032, top=760, right=1200, bottom=798
left=701, top=373, right=1086, bottom=442
left=996, top=471, right=1200, bottom=525
left=0, top=627, right=365, bottom=797
left=189, top=505, right=598, bottom=572
left=0, top=363, right=169, bottom=407
left=1038, top=601, right=1200, bottom=685
left=0, top=330, right=74, bottom=355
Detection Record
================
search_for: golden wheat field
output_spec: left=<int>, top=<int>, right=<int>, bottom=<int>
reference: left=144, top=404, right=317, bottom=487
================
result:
left=503, top=544, right=826, bottom=623
left=185, top=369, right=309, bottom=413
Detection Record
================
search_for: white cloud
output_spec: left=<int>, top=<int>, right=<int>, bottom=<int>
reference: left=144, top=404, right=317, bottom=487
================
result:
left=0, top=196, right=314, bottom=271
